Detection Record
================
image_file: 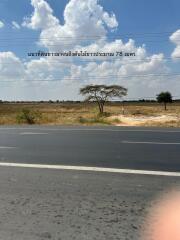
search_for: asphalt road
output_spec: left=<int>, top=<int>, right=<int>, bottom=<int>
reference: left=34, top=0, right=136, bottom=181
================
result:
left=0, top=126, right=180, bottom=239
left=0, top=126, right=180, bottom=172
left=0, top=166, right=180, bottom=240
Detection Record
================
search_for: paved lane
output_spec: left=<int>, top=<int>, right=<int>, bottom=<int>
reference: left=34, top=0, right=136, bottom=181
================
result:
left=0, top=126, right=180, bottom=240
left=0, top=126, right=180, bottom=172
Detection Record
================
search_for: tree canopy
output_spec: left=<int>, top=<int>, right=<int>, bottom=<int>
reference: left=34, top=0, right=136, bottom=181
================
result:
left=80, top=84, right=128, bottom=114
left=156, top=92, right=173, bottom=110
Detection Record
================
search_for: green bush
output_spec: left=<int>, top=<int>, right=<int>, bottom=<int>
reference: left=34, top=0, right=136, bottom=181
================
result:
left=79, top=116, right=87, bottom=124
left=16, top=108, right=41, bottom=124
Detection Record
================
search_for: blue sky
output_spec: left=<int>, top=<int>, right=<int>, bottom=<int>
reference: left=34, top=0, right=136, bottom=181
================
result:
left=0, top=0, right=180, bottom=100
left=0, top=0, right=179, bottom=58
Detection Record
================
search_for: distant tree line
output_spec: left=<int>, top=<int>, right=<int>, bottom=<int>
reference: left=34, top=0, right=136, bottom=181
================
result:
left=0, top=89, right=176, bottom=112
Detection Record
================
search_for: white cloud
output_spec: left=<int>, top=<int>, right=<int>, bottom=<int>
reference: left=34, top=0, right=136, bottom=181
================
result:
left=12, top=21, right=21, bottom=29
left=0, top=52, right=25, bottom=80
left=22, top=0, right=118, bottom=51
left=22, top=0, right=59, bottom=30
left=170, top=29, right=180, bottom=44
left=0, top=0, right=177, bottom=100
left=170, top=29, right=180, bottom=59
left=67, top=53, right=167, bottom=85
left=0, top=20, right=4, bottom=28
left=63, top=0, right=118, bottom=35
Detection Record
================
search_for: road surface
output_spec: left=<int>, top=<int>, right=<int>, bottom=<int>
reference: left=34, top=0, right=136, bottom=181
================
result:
left=0, top=126, right=180, bottom=171
left=0, top=126, right=180, bottom=240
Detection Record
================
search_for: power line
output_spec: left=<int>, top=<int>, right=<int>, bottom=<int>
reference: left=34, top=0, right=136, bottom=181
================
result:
left=0, top=39, right=180, bottom=48
left=0, top=30, right=179, bottom=40
left=0, top=30, right=179, bottom=47
left=0, top=72, right=179, bottom=83
left=0, top=37, right=175, bottom=42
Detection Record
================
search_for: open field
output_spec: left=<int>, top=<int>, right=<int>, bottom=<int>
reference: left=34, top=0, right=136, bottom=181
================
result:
left=0, top=102, right=180, bottom=127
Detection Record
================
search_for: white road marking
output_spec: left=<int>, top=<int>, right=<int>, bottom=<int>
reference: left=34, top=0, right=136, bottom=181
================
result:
left=0, top=162, right=179, bottom=177
left=0, top=127, right=180, bottom=133
left=19, top=132, right=48, bottom=135
left=122, top=141, right=180, bottom=145
left=0, top=146, right=16, bottom=149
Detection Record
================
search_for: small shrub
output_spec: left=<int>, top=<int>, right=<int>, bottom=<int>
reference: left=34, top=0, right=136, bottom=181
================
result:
left=111, top=118, right=122, bottom=124
left=78, top=115, right=110, bottom=125
left=132, top=110, right=142, bottom=115
left=97, top=112, right=111, bottom=117
left=16, top=108, right=41, bottom=124
left=79, top=116, right=87, bottom=124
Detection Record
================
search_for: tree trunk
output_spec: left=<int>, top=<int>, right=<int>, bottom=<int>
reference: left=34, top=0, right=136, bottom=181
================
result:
left=122, top=102, right=125, bottom=115
left=97, top=101, right=104, bottom=114
left=101, top=103, right=104, bottom=114
left=97, top=101, right=102, bottom=114
left=164, top=102, right=167, bottom=111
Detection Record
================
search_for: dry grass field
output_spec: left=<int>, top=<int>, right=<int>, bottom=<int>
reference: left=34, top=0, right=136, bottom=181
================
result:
left=0, top=102, right=180, bottom=127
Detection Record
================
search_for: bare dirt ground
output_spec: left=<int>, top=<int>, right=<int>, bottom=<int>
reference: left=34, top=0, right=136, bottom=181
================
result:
left=0, top=102, right=180, bottom=127
left=109, top=114, right=179, bottom=127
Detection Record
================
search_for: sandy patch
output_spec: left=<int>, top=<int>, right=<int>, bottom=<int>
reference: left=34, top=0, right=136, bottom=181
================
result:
left=109, top=114, right=179, bottom=126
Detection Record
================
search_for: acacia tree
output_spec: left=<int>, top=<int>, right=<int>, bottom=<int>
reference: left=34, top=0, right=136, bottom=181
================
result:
left=156, top=91, right=173, bottom=110
left=80, top=85, right=128, bottom=114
